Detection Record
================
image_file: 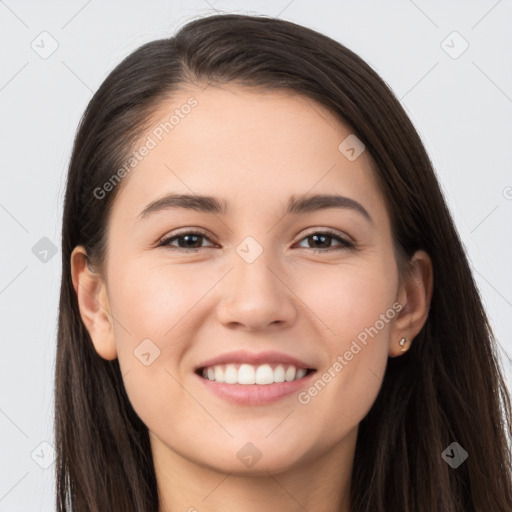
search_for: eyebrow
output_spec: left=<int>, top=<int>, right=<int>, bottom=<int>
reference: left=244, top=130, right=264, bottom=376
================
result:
left=138, top=193, right=373, bottom=225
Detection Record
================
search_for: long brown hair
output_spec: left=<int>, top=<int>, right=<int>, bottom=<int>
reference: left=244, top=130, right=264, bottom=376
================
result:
left=55, top=13, right=512, bottom=511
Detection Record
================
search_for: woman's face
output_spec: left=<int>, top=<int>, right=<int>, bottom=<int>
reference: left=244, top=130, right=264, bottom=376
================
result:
left=78, top=84, right=419, bottom=475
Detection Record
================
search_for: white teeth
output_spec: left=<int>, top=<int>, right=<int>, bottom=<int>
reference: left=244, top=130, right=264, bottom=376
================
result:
left=255, top=364, right=274, bottom=385
left=224, top=364, right=238, bottom=384
left=285, top=366, right=296, bottom=382
left=214, top=365, right=224, bottom=383
left=238, top=364, right=255, bottom=384
left=274, top=365, right=285, bottom=383
left=200, top=363, right=310, bottom=385
left=296, top=368, right=307, bottom=379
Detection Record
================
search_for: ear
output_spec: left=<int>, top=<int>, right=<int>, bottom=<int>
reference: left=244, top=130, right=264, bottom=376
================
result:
left=389, top=249, right=433, bottom=358
left=70, top=245, right=117, bottom=360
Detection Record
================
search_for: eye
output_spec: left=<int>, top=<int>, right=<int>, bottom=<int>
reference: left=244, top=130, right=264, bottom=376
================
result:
left=295, top=229, right=354, bottom=252
left=158, top=228, right=354, bottom=253
left=158, top=230, right=214, bottom=251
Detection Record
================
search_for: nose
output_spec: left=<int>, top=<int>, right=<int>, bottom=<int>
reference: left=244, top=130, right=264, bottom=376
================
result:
left=215, top=249, right=298, bottom=331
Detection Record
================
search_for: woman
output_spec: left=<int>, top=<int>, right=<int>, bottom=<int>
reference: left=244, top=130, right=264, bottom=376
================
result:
left=55, top=13, right=512, bottom=512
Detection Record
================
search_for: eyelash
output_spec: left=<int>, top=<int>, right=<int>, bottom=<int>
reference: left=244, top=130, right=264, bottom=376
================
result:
left=157, top=229, right=354, bottom=253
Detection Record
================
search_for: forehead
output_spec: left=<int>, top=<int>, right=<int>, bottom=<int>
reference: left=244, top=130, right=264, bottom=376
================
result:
left=110, top=83, right=387, bottom=226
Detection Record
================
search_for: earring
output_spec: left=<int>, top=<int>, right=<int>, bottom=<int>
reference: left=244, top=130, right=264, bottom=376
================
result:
left=399, top=337, right=408, bottom=352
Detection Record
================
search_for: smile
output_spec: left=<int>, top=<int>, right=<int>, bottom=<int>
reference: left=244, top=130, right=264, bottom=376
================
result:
left=195, top=365, right=318, bottom=406
left=197, top=363, right=315, bottom=385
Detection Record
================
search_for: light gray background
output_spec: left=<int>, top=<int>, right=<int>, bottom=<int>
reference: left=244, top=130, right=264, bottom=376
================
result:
left=1, top=1, right=511, bottom=510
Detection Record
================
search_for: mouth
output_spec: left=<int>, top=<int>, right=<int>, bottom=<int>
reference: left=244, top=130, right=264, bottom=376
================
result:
left=195, top=363, right=317, bottom=385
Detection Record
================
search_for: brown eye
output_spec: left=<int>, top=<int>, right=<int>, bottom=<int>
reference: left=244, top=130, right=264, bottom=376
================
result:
left=296, top=231, right=354, bottom=252
left=158, top=229, right=354, bottom=253
left=158, top=231, right=214, bottom=251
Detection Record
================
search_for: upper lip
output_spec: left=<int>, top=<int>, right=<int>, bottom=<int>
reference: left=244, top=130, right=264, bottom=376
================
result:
left=195, top=350, right=316, bottom=370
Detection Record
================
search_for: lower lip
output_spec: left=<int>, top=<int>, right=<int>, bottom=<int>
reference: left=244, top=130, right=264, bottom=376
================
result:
left=195, top=370, right=317, bottom=405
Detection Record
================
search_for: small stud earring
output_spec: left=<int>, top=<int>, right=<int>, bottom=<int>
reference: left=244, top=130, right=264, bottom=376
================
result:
left=399, top=337, right=408, bottom=352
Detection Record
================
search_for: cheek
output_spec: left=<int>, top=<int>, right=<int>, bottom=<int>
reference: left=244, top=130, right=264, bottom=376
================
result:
left=297, top=258, right=398, bottom=342
left=107, top=262, right=206, bottom=432
left=293, top=261, right=396, bottom=420
left=107, top=256, right=228, bottom=370
left=109, top=259, right=208, bottom=341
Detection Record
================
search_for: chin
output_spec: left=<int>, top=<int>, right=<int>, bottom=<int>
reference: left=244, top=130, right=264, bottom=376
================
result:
left=189, top=436, right=308, bottom=476
left=203, top=453, right=303, bottom=476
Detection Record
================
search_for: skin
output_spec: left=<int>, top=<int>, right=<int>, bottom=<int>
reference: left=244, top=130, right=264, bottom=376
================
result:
left=71, top=84, right=433, bottom=512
